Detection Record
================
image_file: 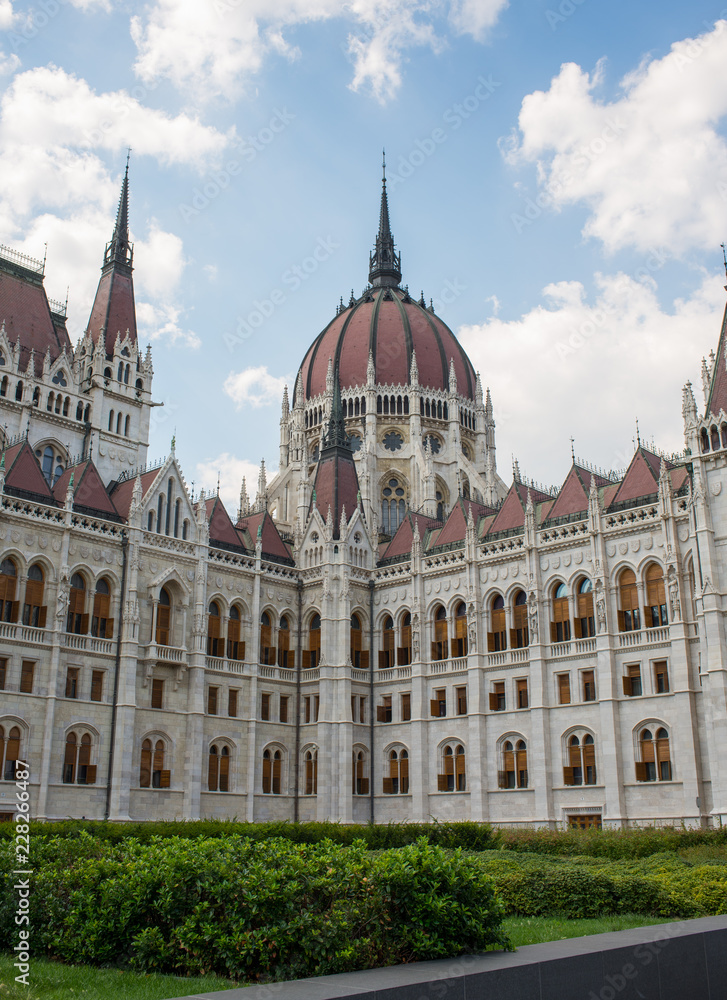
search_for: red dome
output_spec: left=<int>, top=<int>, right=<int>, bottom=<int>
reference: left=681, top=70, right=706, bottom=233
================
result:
left=296, top=287, right=476, bottom=402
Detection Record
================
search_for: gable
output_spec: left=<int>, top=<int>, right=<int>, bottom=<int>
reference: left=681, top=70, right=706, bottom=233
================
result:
left=4, top=441, right=54, bottom=500
left=608, top=450, right=662, bottom=508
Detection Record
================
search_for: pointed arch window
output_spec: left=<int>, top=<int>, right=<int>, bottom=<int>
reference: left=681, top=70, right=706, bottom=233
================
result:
left=381, top=478, right=406, bottom=535
left=383, top=748, right=409, bottom=794
left=499, top=739, right=528, bottom=789
left=352, top=748, right=369, bottom=795
left=618, top=569, right=640, bottom=632
left=304, top=747, right=318, bottom=795
left=645, top=564, right=667, bottom=628
left=432, top=605, right=448, bottom=661
left=91, top=578, right=112, bottom=638
left=0, top=725, right=21, bottom=780
left=575, top=578, right=595, bottom=638
left=227, top=605, right=244, bottom=661
left=438, top=743, right=466, bottom=791
left=453, top=601, right=468, bottom=657
left=488, top=595, right=506, bottom=652
left=380, top=614, right=395, bottom=669
left=67, top=573, right=88, bottom=634
left=277, top=614, right=291, bottom=668
left=350, top=613, right=368, bottom=669
left=564, top=733, right=597, bottom=786
left=303, top=613, right=321, bottom=669
left=156, top=587, right=171, bottom=646
left=23, top=564, right=46, bottom=629
left=140, top=738, right=169, bottom=788
left=398, top=611, right=412, bottom=666
left=0, top=558, right=19, bottom=623
left=511, top=590, right=528, bottom=648
left=208, top=743, right=230, bottom=791
left=260, top=611, right=275, bottom=665
left=636, top=727, right=672, bottom=782
left=63, top=731, right=95, bottom=784
left=551, top=583, right=570, bottom=643
left=207, top=601, right=222, bottom=657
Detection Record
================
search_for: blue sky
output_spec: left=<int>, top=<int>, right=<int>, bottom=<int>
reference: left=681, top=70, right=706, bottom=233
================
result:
left=1, top=0, right=726, bottom=507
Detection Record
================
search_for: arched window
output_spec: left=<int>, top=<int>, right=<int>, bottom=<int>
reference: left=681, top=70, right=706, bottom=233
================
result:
left=304, top=613, right=321, bottom=669
left=156, top=587, right=171, bottom=645
left=383, top=748, right=409, bottom=794
left=0, top=375, right=7, bottom=397
left=304, top=747, right=318, bottom=795
left=551, top=583, right=570, bottom=643
left=63, top=731, right=95, bottom=784
left=701, top=428, right=710, bottom=452
left=398, top=611, right=412, bottom=666
left=83, top=404, right=90, bottom=422
left=0, top=725, right=21, bottom=780
left=636, top=727, right=672, bottom=782
left=41, top=446, right=55, bottom=484
left=498, top=738, right=528, bottom=789
left=14, top=380, right=23, bottom=402
left=54, top=394, right=61, bottom=414
left=182, top=519, right=189, bottom=541
left=564, top=733, right=597, bottom=786
left=62, top=396, right=70, bottom=416
left=453, top=601, right=468, bottom=657
left=207, top=600, right=222, bottom=657
left=352, top=748, right=369, bottom=794
left=76, top=401, right=83, bottom=421
left=381, top=478, right=406, bottom=536
left=32, top=387, right=39, bottom=407
left=512, top=590, right=528, bottom=648
left=91, top=578, right=112, bottom=638
left=67, top=573, right=87, bottom=634
left=228, top=605, right=244, bottom=661
left=260, top=610, right=275, bottom=665
left=46, top=391, right=54, bottom=412
left=277, top=615, right=291, bottom=668
left=174, top=498, right=181, bottom=538
left=575, top=578, right=595, bottom=638
left=380, top=614, right=395, bottom=669
left=147, top=511, right=155, bottom=532
left=488, top=595, right=506, bottom=652
left=722, top=423, right=727, bottom=448
left=438, top=743, right=466, bottom=791
left=156, top=494, right=164, bottom=534
left=208, top=744, right=230, bottom=792
left=0, top=558, right=19, bottom=623
left=645, top=564, right=667, bottom=628
left=117, top=362, right=124, bottom=382
left=262, top=747, right=282, bottom=794
left=23, top=564, right=46, bottom=628
left=124, top=364, right=130, bottom=385
left=108, top=410, right=114, bottom=432
left=711, top=426, right=720, bottom=451
left=350, top=612, right=367, bottom=669
left=124, top=415, right=130, bottom=436
left=619, top=569, right=640, bottom=632
left=432, top=605, right=448, bottom=661
left=140, top=738, right=168, bottom=788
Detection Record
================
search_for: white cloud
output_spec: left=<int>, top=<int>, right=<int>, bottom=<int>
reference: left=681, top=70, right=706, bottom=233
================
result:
left=130, top=0, right=505, bottom=103
left=195, top=452, right=277, bottom=513
left=459, top=272, right=726, bottom=484
left=136, top=301, right=200, bottom=349
left=503, top=21, right=727, bottom=255
left=134, top=223, right=186, bottom=299
left=224, top=366, right=292, bottom=408
left=0, top=0, right=13, bottom=28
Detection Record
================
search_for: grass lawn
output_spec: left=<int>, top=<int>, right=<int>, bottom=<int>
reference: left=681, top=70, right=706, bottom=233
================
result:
left=0, top=914, right=676, bottom=1000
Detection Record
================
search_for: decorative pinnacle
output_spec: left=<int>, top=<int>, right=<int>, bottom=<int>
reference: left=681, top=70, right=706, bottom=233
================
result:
left=104, top=154, right=133, bottom=272
left=368, top=150, right=402, bottom=288
left=321, top=363, right=350, bottom=454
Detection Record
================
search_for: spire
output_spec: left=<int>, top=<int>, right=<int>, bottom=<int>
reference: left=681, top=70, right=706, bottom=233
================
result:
left=321, top=364, right=349, bottom=454
left=281, top=384, right=289, bottom=416
left=311, top=361, right=361, bottom=539
left=368, top=150, right=402, bottom=288
left=367, top=349, right=376, bottom=386
left=409, top=349, right=419, bottom=387
left=104, top=152, right=133, bottom=273
left=448, top=357, right=457, bottom=394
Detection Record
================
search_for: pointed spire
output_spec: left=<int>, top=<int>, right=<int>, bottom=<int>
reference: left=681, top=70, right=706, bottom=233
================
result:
left=513, top=457, right=521, bottom=482
left=339, top=504, right=347, bottom=536
left=349, top=289, right=356, bottom=308
left=409, top=349, right=419, bottom=387
left=368, top=150, right=402, bottom=288
left=475, top=372, right=483, bottom=406
left=281, top=384, right=289, bottom=416
left=294, top=370, right=304, bottom=409
left=256, top=459, right=267, bottom=509
left=485, top=387, right=493, bottom=420
left=239, top=476, right=249, bottom=519
left=448, top=357, right=457, bottom=394
left=321, top=363, right=349, bottom=454
left=326, top=357, right=334, bottom=395
left=104, top=153, right=133, bottom=273
left=367, top=349, right=376, bottom=386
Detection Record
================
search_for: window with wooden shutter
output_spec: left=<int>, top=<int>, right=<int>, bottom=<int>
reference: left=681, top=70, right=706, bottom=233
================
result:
left=219, top=747, right=230, bottom=792
left=228, top=689, right=238, bottom=717
left=399, top=752, right=409, bottom=793
left=401, top=692, right=411, bottom=721
left=85, top=764, right=97, bottom=785
left=645, top=564, right=667, bottom=628
left=207, top=603, right=222, bottom=657
left=23, top=566, right=45, bottom=628
left=433, top=609, right=448, bottom=661
left=583, top=737, right=596, bottom=784
left=490, top=596, right=506, bottom=651
left=656, top=728, right=672, bottom=780
left=624, top=664, right=642, bottom=697
left=515, top=741, right=528, bottom=788
left=152, top=741, right=166, bottom=787
left=305, top=751, right=317, bottom=795
left=76, top=733, right=92, bottom=784
left=302, top=650, right=311, bottom=670
left=490, top=681, right=505, bottom=711
left=455, top=746, right=466, bottom=791
left=158, top=770, right=171, bottom=788
left=619, top=569, right=640, bottom=631
left=65, top=667, right=79, bottom=698
left=576, top=579, right=595, bottom=637
left=262, top=751, right=272, bottom=793
left=398, top=616, right=412, bottom=665
left=207, top=687, right=218, bottom=715
left=452, top=603, right=468, bottom=657
left=557, top=673, right=571, bottom=705
left=278, top=618, right=291, bottom=668
left=440, top=746, right=455, bottom=791
left=378, top=695, right=392, bottom=723
left=0, top=659, right=6, bottom=690
left=314, top=695, right=320, bottom=722
left=502, top=742, right=515, bottom=788
left=280, top=695, right=289, bottom=723
left=261, top=692, right=270, bottom=721
left=91, top=670, right=103, bottom=702
left=227, top=607, right=242, bottom=660
left=654, top=660, right=669, bottom=693
left=568, top=738, right=582, bottom=785
left=259, top=615, right=275, bottom=665
left=381, top=616, right=395, bottom=669
left=432, top=688, right=446, bottom=717
left=582, top=670, right=596, bottom=702
left=140, top=739, right=152, bottom=787
left=0, top=559, right=17, bottom=623
left=151, top=678, right=163, bottom=709
left=513, top=591, right=529, bottom=648
left=208, top=745, right=219, bottom=791
left=20, top=661, right=34, bottom=694
left=63, top=732, right=77, bottom=783
left=563, top=765, right=575, bottom=785
left=309, top=616, right=321, bottom=668
left=91, top=583, right=111, bottom=638
left=350, top=614, right=363, bottom=668
left=456, top=686, right=467, bottom=715
left=516, top=679, right=528, bottom=709
left=552, top=584, right=571, bottom=642
left=156, top=605, right=170, bottom=646
left=635, top=761, right=648, bottom=781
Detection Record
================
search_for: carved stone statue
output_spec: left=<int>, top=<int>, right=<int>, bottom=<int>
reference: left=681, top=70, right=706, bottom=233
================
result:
left=667, top=568, right=681, bottom=621
left=55, top=565, right=70, bottom=622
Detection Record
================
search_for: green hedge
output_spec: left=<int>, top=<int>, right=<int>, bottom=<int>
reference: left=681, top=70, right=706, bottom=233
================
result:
left=3, top=819, right=727, bottom=859
left=0, top=835, right=507, bottom=981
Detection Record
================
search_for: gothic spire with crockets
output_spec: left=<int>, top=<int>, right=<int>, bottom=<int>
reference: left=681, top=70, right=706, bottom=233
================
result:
left=369, top=150, right=402, bottom=288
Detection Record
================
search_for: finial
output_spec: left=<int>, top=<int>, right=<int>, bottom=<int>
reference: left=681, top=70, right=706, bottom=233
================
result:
left=217, top=471, right=220, bottom=496
left=722, top=243, right=727, bottom=290
left=171, top=432, right=176, bottom=454
left=636, top=417, right=641, bottom=448
left=570, top=436, right=575, bottom=461
left=349, top=288, right=356, bottom=308
left=369, top=151, right=402, bottom=288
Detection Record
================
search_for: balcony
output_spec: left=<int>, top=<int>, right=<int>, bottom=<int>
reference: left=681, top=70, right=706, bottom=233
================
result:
left=548, top=637, right=597, bottom=659
left=484, top=648, right=530, bottom=668
left=429, top=656, right=468, bottom=675
left=60, top=633, right=114, bottom=656
left=0, top=622, right=51, bottom=646
left=142, top=642, right=186, bottom=663
left=205, top=655, right=246, bottom=674
left=618, top=627, right=670, bottom=649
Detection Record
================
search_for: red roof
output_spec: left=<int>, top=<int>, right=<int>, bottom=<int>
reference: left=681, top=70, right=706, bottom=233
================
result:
left=706, top=302, right=727, bottom=418
left=486, top=482, right=551, bottom=536
left=544, top=465, right=611, bottom=522
left=52, top=460, right=119, bottom=518
left=237, top=510, right=292, bottom=561
left=109, top=467, right=162, bottom=520
left=205, top=495, right=242, bottom=548
left=311, top=447, right=361, bottom=539
left=0, top=265, right=72, bottom=376
left=607, top=448, right=669, bottom=507
left=3, top=441, right=54, bottom=499
left=434, top=497, right=494, bottom=547
left=296, top=287, right=476, bottom=402
left=380, top=510, right=440, bottom=560
left=86, top=267, right=137, bottom=357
